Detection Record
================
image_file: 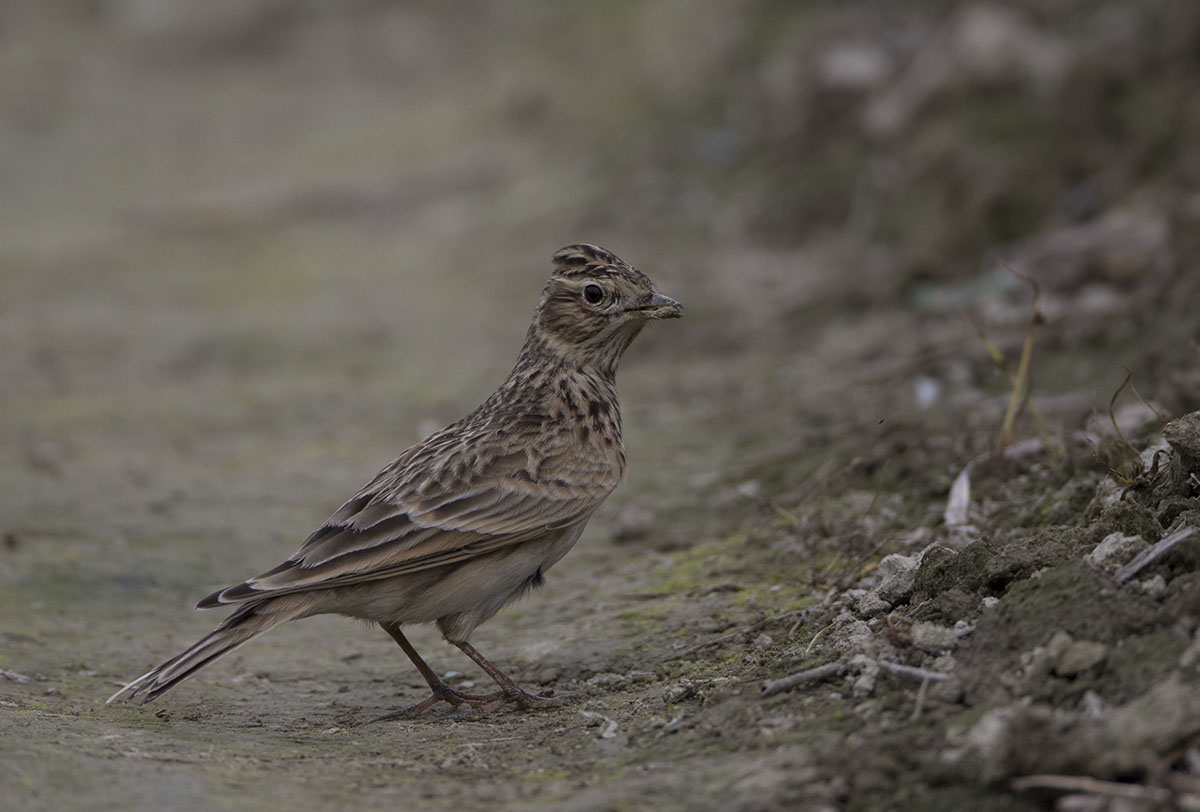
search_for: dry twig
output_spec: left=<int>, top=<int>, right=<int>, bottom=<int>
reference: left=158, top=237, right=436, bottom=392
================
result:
left=760, top=658, right=950, bottom=699
left=877, top=661, right=949, bottom=683
left=760, top=663, right=848, bottom=698
left=1114, top=526, right=1198, bottom=585
left=1011, top=774, right=1184, bottom=805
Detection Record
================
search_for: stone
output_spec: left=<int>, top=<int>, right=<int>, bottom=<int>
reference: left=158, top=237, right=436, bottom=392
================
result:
left=1085, top=532, right=1149, bottom=574
left=875, top=553, right=920, bottom=603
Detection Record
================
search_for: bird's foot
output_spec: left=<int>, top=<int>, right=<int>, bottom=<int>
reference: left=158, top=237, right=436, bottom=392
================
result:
left=374, top=628, right=571, bottom=721
left=373, top=683, right=504, bottom=722
left=479, top=687, right=572, bottom=714
left=375, top=685, right=571, bottom=721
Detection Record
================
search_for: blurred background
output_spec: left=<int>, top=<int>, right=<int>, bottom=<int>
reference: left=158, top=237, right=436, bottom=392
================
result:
left=2, top=1, right=1199, bottom=809
left=4, top=0, right=1197, bottom=521
left=5, top=0, right=1198, bottom=554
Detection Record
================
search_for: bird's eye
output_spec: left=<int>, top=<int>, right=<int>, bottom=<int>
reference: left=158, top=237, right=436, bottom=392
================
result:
left=582, top=284, right=604, bottom=305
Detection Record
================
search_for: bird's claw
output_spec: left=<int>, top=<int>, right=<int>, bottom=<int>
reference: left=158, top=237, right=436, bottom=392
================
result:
left=479, top=688, right=572, bottom=715
left=373, top=684, right=504, bottom=721
left=374, top=686, right=570, bottom=721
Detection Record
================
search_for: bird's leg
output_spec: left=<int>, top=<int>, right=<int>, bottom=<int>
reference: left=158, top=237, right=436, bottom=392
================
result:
left=374, top=622, right=503, bottom=721
left=452, top=639, right=570, bottom=712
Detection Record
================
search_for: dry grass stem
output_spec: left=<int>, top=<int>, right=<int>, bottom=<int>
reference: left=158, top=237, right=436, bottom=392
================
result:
left=910, top=674, right=932, bottom=721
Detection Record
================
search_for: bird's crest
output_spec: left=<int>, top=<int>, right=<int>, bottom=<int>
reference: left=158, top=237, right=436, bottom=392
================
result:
left=551, top=244, right=635, bottom=278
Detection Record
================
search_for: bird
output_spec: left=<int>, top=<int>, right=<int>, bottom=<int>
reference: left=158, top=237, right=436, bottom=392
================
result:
left=107, top=244, right=682, bottom=718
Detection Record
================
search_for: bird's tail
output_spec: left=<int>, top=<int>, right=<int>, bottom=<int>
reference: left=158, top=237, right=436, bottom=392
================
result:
left=106, top=594, right=312, bottom=704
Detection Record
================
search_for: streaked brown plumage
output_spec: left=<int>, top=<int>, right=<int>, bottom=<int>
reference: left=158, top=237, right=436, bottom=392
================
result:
left=108, top=244, right=682, bottom=717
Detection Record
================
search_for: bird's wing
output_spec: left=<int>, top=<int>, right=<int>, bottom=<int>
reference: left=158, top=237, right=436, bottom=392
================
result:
left=199, top=422, right=620, bottom=607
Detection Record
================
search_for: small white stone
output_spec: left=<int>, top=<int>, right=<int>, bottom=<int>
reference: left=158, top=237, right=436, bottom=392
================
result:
left=1085, top=532, right=1149, bottom=574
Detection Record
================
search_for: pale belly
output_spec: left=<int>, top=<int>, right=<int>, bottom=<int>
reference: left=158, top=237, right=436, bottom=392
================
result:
left=311, top=522, right=589, bottom=641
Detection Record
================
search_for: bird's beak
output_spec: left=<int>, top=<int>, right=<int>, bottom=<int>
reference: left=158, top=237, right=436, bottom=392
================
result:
left=628, top=292, right=683, bottom=320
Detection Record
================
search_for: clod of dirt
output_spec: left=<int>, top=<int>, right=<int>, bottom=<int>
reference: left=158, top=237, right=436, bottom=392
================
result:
left=1089, top=674, right=1200, bottom=776
left=943, top=673, right=1200, bottom=786
left=1042, top=630, right=1107, bottom=678
left=1089, top=500, right=1163, bottom=544
left=941, top=703, right=1050, bottom=784
left=828, top=612, right=886, bottom=659
left=854, top=590, right=891, bottom=617
left=912, top=528, right=1100, bottom=609
left=957, top=559, right=1162, bottom=707
left=1157, top=410, right=1200, bottom=500
left=1164, top=411, right=1200, bottom=473
left=909, top=622, right=960, bottom=654
left=1164, top=573, right=1200, bottom=624
left=1134, top=574, right=1168, bottom=600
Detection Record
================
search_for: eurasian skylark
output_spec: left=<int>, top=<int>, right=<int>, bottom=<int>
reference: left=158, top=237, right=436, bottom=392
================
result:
left=108, top=244, right=682, bottom=717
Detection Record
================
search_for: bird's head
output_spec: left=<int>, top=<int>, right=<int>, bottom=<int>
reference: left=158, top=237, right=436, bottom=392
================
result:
left=532, top=244, right=682, bottom=372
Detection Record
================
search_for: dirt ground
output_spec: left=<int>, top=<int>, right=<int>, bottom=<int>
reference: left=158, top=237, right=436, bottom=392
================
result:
left=3, top=3, right=1200, bottom=811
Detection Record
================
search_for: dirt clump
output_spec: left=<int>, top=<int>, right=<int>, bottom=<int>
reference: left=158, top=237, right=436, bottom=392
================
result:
left=751, top=410, right=1200, bottom=808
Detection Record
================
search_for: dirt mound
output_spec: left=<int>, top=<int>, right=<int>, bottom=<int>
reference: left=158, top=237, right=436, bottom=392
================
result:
left=750, top=411, right=1200, bottom=808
